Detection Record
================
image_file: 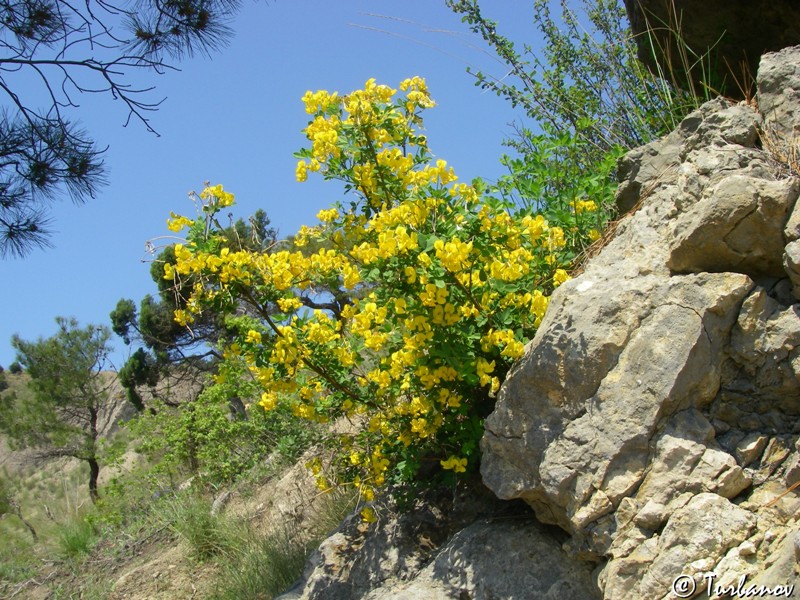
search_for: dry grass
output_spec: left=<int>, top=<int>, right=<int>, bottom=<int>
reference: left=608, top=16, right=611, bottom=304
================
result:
left=759, top=126, right=800, bottom=179
left=571, top=163, right=679, bottom=277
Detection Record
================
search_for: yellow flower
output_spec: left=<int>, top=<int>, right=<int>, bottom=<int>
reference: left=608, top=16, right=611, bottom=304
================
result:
left=245, top=329, right=262, bottom=345
left=277, top=296, right=303, bottom=313
left=317, top=208, right=339, bottom=223
left=259, top=392, right=277, bottom=411
left=548, top=226, right=566, bottom=251
left=296, top=160, right=308, bottom=182
left=173, top=309, right=193, bottom=326
left=573, top=199, right=597, bottom=214
left=163, top=262, right=175, bottom=280
left=200, top=183, right=234, bottom=207
left=166, top=212, right=193, bottom=232
left=440, top=456, right=468, bottom=473
left=302, top=89, right=339, bottom=114
left=553, top=269, right=570, bottom=287
left=360, top=506, right=377, bottom=523
left=476, top=357, right=496, bottom=386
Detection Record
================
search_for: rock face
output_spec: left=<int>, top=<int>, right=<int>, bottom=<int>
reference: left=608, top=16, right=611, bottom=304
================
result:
left=278, top=486, right=601, bottom=600
left=622, top=0, right=800, bottom=99
left=483, top=46, right=800, bottom=598
left=281, top=47, right=800, bottom=600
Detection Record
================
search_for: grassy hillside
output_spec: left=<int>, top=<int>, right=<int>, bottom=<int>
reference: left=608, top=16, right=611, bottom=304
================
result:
left=0, top=371, right=99, bottom=596
left=0, top=370, right=356, bottom=599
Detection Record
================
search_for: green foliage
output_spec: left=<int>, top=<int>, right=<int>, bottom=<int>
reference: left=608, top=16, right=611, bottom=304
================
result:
left=8, top=361, right=22, bottom=374
left=116, top=348, right=158, bottom=411
left=126, top=355, right=318, bottom=485
left=4, top=317, right=117, bottom=502
left=494, top=122, right=624, bottom=231
left=448, top=0, right=703, bottom=159
left=0, top=370, right=7, bottom=393
left=445, top=0, right=716, bottom=222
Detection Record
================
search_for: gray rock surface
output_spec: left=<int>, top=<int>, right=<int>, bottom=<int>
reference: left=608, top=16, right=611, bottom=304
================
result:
left=758, top=47, right=800, bottom=141
left=363, top=520, right=600, bottom=600
left=278, top=487, right=600, bottom=600
left=483, top=45, right=800, bottom=599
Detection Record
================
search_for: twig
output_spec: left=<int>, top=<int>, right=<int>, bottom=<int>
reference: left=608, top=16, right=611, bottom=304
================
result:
left=764, top=479, right=800, bottom=509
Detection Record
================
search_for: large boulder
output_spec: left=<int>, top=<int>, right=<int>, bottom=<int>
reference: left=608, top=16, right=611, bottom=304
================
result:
left=278, top=486, right=600, bottom=600
left=483, top=46, right=800, bottom=598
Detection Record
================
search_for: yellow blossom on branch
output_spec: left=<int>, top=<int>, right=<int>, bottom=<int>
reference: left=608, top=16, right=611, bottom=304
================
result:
left=159, top=77, right=610, bottom=510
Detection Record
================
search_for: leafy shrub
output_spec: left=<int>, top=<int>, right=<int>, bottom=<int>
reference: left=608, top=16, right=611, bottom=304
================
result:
left=8, top=362, right=22, bottom=374
left=125, top=355, right=319, bottom=485
left=162, top=78, right=617, bottom=507
left=448, top=0, right=710, bottom=168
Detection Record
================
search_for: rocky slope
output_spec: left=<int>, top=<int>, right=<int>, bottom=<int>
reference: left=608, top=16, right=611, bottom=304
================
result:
left=284, top=46, right=800, bottom=600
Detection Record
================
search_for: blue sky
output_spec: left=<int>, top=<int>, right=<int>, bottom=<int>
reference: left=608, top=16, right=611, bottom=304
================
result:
left=0, top=1, right=542, bottom=369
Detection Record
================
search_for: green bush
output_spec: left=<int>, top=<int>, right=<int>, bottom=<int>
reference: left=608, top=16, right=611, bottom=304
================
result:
left=160, top=77, right=617, bottom=509
left=126, top=356, right=320, bottom=486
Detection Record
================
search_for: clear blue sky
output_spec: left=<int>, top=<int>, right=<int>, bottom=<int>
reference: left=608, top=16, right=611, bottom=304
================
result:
left=0, top=1, right=545, bottom=369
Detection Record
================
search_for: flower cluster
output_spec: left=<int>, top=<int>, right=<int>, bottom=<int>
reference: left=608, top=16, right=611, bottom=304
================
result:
left=163, top=78, right=604, bottom=503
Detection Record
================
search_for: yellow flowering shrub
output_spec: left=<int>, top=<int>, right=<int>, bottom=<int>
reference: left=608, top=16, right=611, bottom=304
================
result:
left=162, top=78, right=609, bottom=502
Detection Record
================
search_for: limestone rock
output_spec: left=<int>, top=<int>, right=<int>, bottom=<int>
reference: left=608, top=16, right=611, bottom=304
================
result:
left=482, top=46, right=800, bottom=600
left=735, top=433, right=769, bottom=467
left=783, top=240, right=800, bottom=298
left=363, top=520, right=600, bottom=600
left=603, top=494, right=756, bottom=600
left=482, top=161, right=755, bottom=531
left=758, top=46, right=800, bottom=141
left=667, top=174, right=798, bottom=277
left=280, top=489, right=599, bottom=600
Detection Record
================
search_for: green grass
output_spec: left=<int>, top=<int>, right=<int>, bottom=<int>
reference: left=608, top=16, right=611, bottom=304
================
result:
left=213, top=488, right=358, bottom=600
left=57, top=515, right=97, bottom=559
left=214, top=525, right=310, bottom=600
left=160, top=492, right=245, bottom=561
